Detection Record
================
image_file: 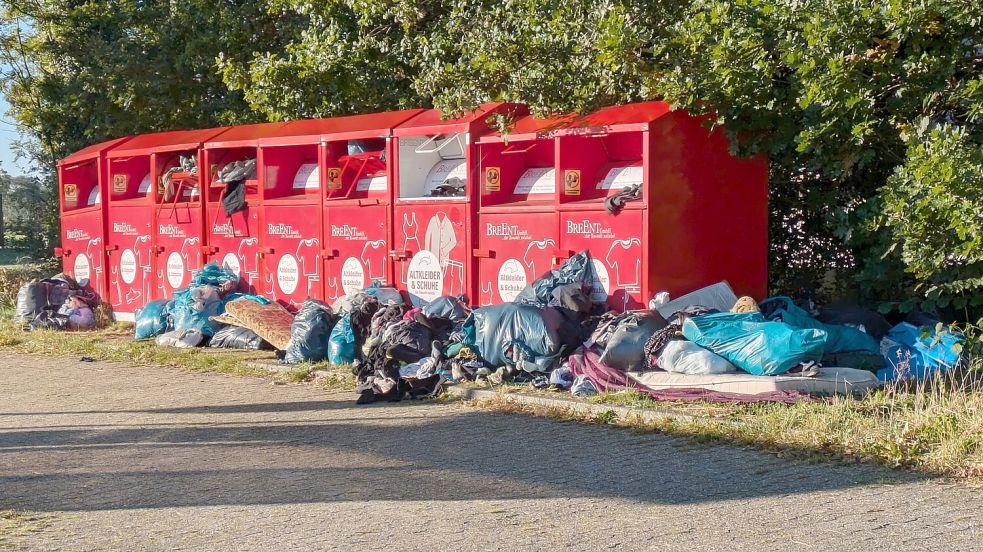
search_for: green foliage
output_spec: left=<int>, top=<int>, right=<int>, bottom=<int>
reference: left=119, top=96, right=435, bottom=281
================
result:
left=2, top=0, right=982, bottom=319
left=880, top=126, right=983, bottom=318
left=0, top=0, right=296, bottom=159
left=0, top=171, right=57, bottom=257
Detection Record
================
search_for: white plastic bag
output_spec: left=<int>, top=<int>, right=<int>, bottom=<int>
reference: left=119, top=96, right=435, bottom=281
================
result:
left=657, top=340, right=736, bottom=375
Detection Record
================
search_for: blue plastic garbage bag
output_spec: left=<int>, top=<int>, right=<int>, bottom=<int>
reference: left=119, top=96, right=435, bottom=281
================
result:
left=191, top=262, right=239, bottom=289
left=363, top=282, right=403, bottom=305
left=682, top=312, right=828, bottom=376
left=879, top=322, right=963, bottom=381
left=134, top=300, right=171, bottom=339
left=759, top=296, right=879, bottom=354
left=328, top=313, right=356, bottom=365
left=170, top=286, right=225, bottom=337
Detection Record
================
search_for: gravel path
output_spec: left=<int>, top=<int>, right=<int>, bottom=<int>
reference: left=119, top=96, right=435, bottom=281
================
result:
left=0, top=353, right=980, bottom=551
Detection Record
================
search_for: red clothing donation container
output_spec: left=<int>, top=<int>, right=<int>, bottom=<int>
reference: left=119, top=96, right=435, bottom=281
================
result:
left=105, top=128, right=224, bottom=320
left=255, top=126, right=328, bottom=309
left=202, top=122, right=290, bottom=293
left=314, top=110, right=425, bottom=301
left=474, top=115, right=570, bottom=305
left=555, top=102, right=768, bottom=311
left=55, top=137, right=132, bottom=302
left=391, top=103, right=525, bottom=306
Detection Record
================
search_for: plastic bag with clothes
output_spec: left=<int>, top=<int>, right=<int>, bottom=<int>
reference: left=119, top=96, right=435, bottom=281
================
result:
left=134, top=300, right=172, bottom=340
left=328, top=313, right=356, bottom=365
left=28, top=309, right=70, bottom=331
left=467, top=303, right=565, bottom=372
left=191, top=262, right=239, bottom=290
left=596, top=311, right=668, bottom=372
left=515, top=251, right=593, bottom=308
left=170, top=286, right=225, bottom=337
left=283, top=299, right=336, bottom=364
left=682, top=312, right=828, bottom=376
left=656, top=340, right=737, bottom=375
left=759, top=296, right=879, bottom=354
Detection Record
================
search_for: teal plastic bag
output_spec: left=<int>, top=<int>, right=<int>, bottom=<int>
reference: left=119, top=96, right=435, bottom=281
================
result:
left=134, top=300, right=170, bottom=339
left=760, top=297, right=879, bottom=354
left=327, top=313, right=355, bottom=365
left=682, top=312, right=828, bottom=376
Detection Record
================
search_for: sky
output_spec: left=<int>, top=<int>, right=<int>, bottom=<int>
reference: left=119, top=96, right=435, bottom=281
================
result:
left=0, top=93, right=32, bottom=177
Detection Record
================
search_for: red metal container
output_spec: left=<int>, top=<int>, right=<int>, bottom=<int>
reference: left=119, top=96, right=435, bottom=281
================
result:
left=391, top=103, right=526, bottom=305
left=55, top=137, right=132, bottom=302
left=105, top=128, right=224, bottom=320
left=555, top=102, right=768, bottom=310
left=475, top=115, right=570, bottom=305
left=254, top=132, right=325, bottom=309
left=202, top=122, right=290, bottom=293
left=315, top=110, right=424, bottom=301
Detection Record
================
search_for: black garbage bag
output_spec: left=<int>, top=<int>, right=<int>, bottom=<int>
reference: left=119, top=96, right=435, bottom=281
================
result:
left=15, top=280, right=45, bottom=323
left=597, top=311, right=668, bottom=372
left=28, top=309, right=70, bottom=331
left=515, top=251, right=593, bottom=309
left=283, top=299, right=336, bottom=364
left=209, top=325, right=273, bottom=350
left=816, top=302, right=892, bottom=340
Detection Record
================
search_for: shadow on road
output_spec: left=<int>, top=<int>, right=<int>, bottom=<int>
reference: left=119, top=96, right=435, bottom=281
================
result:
left=0, top=397, right=920, bottom=511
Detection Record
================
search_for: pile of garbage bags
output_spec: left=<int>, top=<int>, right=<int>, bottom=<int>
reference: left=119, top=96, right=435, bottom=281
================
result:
left=134, top=263, right=275, bottom=349
left=117, top=251, right=964, bottom=404
left=15, top=275, right=98, bottom=331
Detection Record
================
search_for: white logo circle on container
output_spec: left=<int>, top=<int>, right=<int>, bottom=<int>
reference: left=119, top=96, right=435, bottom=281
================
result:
left=222, top=253, right=241, bottom=276
left=166, top=252, right=185, bottom=289
left=277, top=254, right=300, bottom=295
left=406, top=250, right=444, bottom=305
left=73, top=253, right=91, bottom=286
left=497, top=258, right=527, bottom=302
left=589, top=258, right=611, bottom=303
left=119, top=249, right=137, bottom=284
left=341, top=257, right=366, bottom=294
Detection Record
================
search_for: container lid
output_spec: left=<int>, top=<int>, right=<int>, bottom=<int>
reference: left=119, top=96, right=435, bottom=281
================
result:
left=108, top=127, right=227, bottom=157
left=59, top=136, right=132, bottom=166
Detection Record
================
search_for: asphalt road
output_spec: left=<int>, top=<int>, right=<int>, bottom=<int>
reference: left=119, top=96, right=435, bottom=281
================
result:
left=0, top=354, right=980, bottom=551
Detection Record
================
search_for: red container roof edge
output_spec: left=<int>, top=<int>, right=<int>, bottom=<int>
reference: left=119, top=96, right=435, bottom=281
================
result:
left=258, top=109, right=428, bottom=147
left=557, top=101, right=673, bottom=134
left=478, top=113, right=578, bottom=143
left=107, top=127, right=228, bottom=158
left=58, top=136, right=133, bottom=167
left=204, top=121, right=293, bottom=149
left=393, top=102, right=526, bottom=137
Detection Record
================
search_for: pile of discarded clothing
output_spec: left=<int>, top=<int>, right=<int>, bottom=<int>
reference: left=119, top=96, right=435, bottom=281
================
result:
left=15, top=274, right=99, bottom=331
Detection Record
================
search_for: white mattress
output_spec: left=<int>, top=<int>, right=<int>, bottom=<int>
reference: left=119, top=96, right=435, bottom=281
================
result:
left=627, top=367, right=881, bottom=396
